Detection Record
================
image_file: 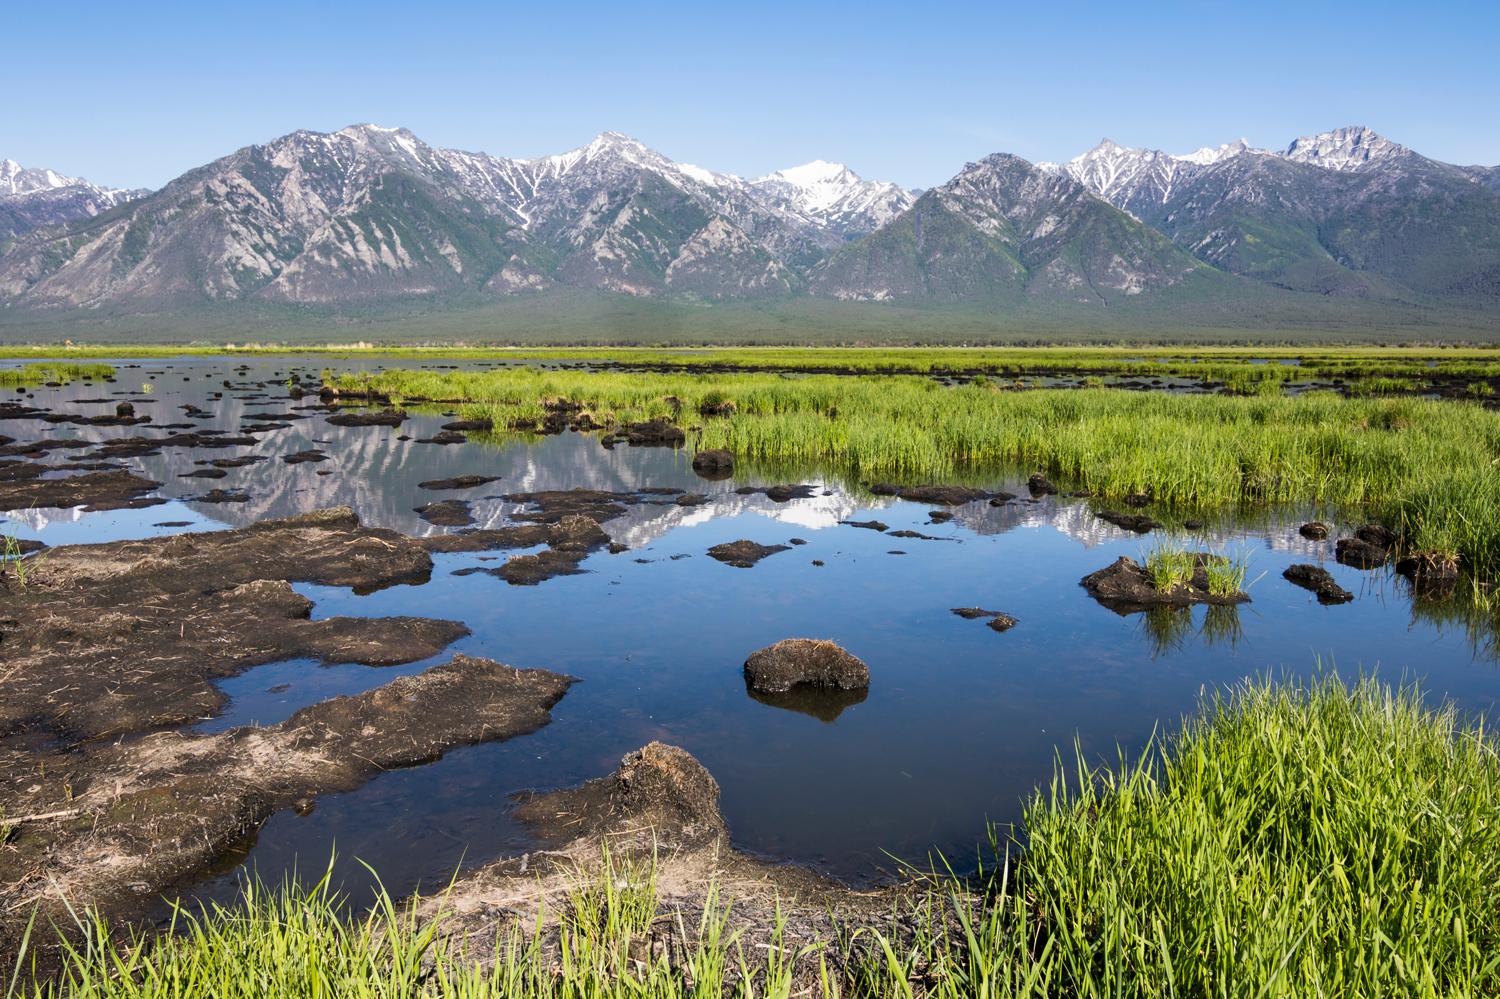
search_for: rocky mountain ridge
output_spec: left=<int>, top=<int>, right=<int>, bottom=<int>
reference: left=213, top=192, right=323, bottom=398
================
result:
left=1, top=124, right=1494, bottom=315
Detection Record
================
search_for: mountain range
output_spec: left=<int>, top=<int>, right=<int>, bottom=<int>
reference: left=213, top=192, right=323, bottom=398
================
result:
left=1, top=124, right=1496, bottom=327
left=1, top=159, right=145, bottom=252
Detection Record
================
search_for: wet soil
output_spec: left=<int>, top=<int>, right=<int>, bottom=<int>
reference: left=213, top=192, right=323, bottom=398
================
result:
left=1284, top=564, right=1355, bottom=604
left=707, top=539, right=791, bottom=568
left=743, top=639, right=870, bottom=694
left=0, top=468, right=162, bottom=511
left=1081, top=555, right=1250, bottom=613
left=0, top=508, right=461, bottom=744
left=436, top=743, right=908, bottom=993
left=691, top=448, right=734, bottom=479
left=415, top=499, right=475, bottom=527
left=419, top=474, right=502, bottom=490
left=0, top=654, right=573, bottom=950
left=326, top=409, right=406, bottom=427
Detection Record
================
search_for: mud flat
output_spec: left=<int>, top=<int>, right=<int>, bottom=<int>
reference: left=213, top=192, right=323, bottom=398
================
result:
left=0, top=508, right=580, bottom=949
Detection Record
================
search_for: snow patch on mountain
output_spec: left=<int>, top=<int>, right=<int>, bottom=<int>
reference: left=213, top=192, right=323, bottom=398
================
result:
left=750, top=160, right=915, bottom=237
left=1283, top=126, right=1410, bottom=171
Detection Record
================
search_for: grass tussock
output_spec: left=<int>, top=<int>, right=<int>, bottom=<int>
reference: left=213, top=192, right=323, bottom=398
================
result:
left=12, top=675, right=1499, bottom=997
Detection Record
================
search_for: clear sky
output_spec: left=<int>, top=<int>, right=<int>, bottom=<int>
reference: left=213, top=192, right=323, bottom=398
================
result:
left=5, top=0, right=1497, bottom=191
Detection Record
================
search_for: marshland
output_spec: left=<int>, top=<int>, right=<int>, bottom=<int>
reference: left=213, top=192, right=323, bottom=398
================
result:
left=4, top=346, right=1500, bottom=996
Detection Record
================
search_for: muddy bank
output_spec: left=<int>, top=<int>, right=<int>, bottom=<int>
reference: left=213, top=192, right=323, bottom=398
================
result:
left=427, top=743, right=908, bottom=992
left=433, top=513, right=613, bottom=584
left=0, top=508, right=459, bottom=743
left=0, top=655, right=574, bottom=948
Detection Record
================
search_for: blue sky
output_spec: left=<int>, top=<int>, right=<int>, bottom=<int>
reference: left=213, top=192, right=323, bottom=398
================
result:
left=5, top=0, right=1496, bottom=190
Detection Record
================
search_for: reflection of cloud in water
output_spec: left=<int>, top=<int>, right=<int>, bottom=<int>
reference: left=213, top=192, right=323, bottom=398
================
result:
left=2, top=505, right=89, bottom=532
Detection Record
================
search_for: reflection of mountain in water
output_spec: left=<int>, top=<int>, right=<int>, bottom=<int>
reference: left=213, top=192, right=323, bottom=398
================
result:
left=3, top=363, right=884, bottom=546
left=0, top=358, right=1386, bottom=568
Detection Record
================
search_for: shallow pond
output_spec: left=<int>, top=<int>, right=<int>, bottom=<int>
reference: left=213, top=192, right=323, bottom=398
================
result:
left=4, top=357, right=1497, bottom=904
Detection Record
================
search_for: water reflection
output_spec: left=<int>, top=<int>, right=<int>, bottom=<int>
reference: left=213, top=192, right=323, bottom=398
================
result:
left=4, top=356, right=1500, bottom=899
left=746, top=680, right=870, bottom=722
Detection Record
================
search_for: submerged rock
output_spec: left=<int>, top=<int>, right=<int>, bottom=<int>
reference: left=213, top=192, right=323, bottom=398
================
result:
left=897, top=485, right=989, bottom=505
left=743, top=639, right=869, bottom=694
left=951, top=607, right=1018, bottom=631
left=443, top=514, right=610, bottom=584
left=415, top=430, right=467, bottom=445
left=196, top=488, right=250, bottom=504
left=1299, top=522, right=1329, bottom=540
left=1283, top=564, right=1354, bottom=604
left=840, top=519, right=888, bottom=532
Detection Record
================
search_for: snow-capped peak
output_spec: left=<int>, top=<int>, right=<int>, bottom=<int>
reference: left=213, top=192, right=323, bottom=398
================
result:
left=1177, top=138, right=1251, bottom=166
left=2, top=158, right=84, bottom=196
left=1283, top=126, right=1408, bottom=171
left=523, top=131, right=671, bottom=180
left=750, top=160, right=915, bottom=232
left=762, top=159, right=855, bottom=187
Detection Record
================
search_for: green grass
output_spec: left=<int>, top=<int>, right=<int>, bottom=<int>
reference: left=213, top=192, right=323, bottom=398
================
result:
left=326, top=365, right=1500, bottom=577
left=1141, top=540, right=1196, bottom=592
left=1, top=535, right=38, bottom=591
left=1203, top=549, right=1251, bottom=597
left=0, top=362, right=114, bottom=386
left=11, top=675, right=1499, bottom=997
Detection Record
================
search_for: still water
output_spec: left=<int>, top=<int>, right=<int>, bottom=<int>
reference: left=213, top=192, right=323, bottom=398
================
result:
left=3, top=357, right=1495, bottom=901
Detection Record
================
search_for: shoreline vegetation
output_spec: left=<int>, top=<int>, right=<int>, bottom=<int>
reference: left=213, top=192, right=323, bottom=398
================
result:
left=8, top=348, right=1500, bottom=993
left=322, top=364, right=1500, bottom=580
left=11, top=674, right=1498, bottom=997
